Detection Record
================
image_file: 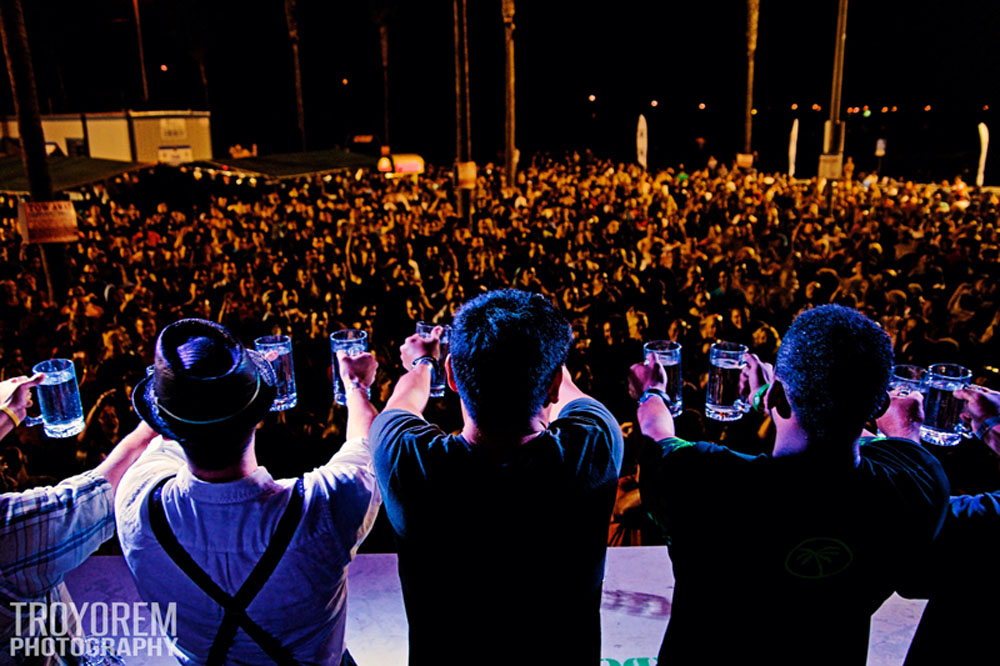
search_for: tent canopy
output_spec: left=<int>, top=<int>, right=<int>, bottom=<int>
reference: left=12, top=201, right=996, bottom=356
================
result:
left=202, top=149, right=378, bottom=180
left=0, top=155, right=149, bottom=194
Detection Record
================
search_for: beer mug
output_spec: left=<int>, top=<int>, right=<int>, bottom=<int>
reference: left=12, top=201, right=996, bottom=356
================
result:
left=643, top=340, right=683, bottom=417
left=254, top=335, right=297, bottom=411
left=24, top=359, right=85, bottom=438
left=920, top=363, right=973, bottom=446
left=889, top=365, right=927, bottom=396
left=330, top=329, right=369, bottom=406
left=416, top=322, right=451, bottom=398
left=705, top=342, right=749, bottom=421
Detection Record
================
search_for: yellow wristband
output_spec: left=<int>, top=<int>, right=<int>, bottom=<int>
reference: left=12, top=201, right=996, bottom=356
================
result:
left=0, top=405, right=21, bottom=428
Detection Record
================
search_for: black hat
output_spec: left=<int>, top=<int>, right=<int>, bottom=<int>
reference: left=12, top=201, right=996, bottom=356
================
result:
left=132, top=319, right=277, bottom=442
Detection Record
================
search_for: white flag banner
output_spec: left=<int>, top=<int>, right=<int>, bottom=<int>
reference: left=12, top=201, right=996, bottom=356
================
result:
left=636, top=114, right=648, bottom=169
left=788, top=118, right=799, bottom=178
left=978, top=122, right=989, bottom=187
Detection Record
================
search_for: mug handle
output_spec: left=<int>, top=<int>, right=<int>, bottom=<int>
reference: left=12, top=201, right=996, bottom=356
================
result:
left=23, top=416, right=44, bottom=427
left=958, top=384, right=985, bottom=438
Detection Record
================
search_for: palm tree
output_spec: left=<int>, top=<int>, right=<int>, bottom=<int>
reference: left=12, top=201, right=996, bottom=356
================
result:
left=502, top=0, right=516, bottom=185
left=284, top=0, right=306, bottom=151
left=743, top=0, right=759, bottom=157
left=371, top=4, right=395, bottom=148
left=0, top=0, right=61, bottom=302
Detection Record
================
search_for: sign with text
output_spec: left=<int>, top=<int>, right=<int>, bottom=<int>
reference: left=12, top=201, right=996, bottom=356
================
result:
left=457, top=161, right=477, bottom=189
left=817, top=153, right=843, bottom=180
left=159, top=118, right=187, bottom=141
left=18, top=201, right=79, bottom=243
left=158, top=145, right=194, bottom=165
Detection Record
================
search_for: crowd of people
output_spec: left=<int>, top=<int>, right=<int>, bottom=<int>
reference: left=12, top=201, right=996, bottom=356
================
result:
left=1, top=151, right=1000, bottom=664
left=0, top=153, right=998, bottom=499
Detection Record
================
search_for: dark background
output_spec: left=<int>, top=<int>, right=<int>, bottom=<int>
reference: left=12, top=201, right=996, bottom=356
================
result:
left=7, top=0, right=1000, bottom=180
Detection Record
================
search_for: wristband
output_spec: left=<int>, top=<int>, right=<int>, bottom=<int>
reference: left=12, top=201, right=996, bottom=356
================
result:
left=0, top=405, right=21, bottom=427
left=345, top=380, right=370, bottom=394
left=412, top=356, right=437, bottom=371
left=977, top=415, right=1000, bottom=442
left=638, top=387, right=668, bottom=408
left=751, top=383, right=771, bottom=414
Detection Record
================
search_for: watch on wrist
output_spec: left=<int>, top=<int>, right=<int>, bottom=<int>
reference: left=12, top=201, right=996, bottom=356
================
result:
left=412, top=356, right=438, bottom=382
left=977, top=415, right=1000, bottom=442
left=638, top=387, right=668, bottom=408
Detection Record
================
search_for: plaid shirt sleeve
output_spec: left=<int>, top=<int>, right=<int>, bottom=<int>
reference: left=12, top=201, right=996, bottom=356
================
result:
left=0, top=470, right=115, bottom=598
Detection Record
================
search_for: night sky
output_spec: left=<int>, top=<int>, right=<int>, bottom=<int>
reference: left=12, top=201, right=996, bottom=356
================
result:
left=9, top=0, right=1000, bottom=179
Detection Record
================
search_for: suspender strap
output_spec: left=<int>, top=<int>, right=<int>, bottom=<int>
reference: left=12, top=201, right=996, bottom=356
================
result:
left=147, top=475, right=306, bottom=666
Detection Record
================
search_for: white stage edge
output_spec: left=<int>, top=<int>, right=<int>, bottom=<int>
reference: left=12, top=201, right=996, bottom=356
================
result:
left=65, top=547, right=924, bottom=665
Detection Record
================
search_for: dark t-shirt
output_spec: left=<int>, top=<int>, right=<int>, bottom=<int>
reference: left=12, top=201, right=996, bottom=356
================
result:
left=639, top=436, right=949, bottom=665
left=900, top=491, right=1000, bottom=666
left=370, top=398, right=624, bottom=665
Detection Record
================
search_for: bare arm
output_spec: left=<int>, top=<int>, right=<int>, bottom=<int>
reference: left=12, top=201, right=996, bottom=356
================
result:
left=0, top=374, right=43, bottom=443
left=628, top=360, right=675, bottom=441
left=94, top=422, right=158, bottom=495
left=383, top=330, right=441, bottom=417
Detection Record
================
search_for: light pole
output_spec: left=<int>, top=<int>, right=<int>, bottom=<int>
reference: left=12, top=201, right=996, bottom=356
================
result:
left=453, top=0, right=472, bottom=227
left=818, top=0, right=848, bottom=179
left=502, top=0, right=516, bottom=186
left=742, top=0, right=759, bottom=160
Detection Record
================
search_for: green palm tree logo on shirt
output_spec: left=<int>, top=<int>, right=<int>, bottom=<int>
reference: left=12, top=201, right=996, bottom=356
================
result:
left=784, top=537, right=854, bottom=579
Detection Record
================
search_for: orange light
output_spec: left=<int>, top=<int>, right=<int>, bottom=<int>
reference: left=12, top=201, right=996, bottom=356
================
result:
left=751, top=108, right=757, bottom=115
left=342, top=78, right=349, bottom=85
left=862, top=105, right=869, bottom=111
left=891, top=106, right=898, bottom=112
left=881, top=106, right=888, bottom=113
left=924, top=105, right=932, bottom=112
left=698, top=103, right=706, bottom=110
left=588, top=94, right=596, bottom=102
left=651, top=100, right=658, bottom=107
left=160, top=64, right=168, bottom=72
left=985, top=105, right=990, bottom=111
left=791, top=103, right=798, bottom=110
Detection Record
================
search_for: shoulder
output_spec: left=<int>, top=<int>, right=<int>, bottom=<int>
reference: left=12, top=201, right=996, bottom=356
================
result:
left=115, top=438, right=185, bottom=540
left=642, top=436, right=760, bottom=467
left=859, top=437, right=948, bottom=487
left=551, top=397, right=625, bottom=466
left=858, top=436, right=950, bottom=531
left=370, top=409, right=439, bottom=448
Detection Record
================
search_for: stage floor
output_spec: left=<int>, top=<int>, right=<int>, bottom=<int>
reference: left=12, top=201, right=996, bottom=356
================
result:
left=65, top=547, right=924, bottom=664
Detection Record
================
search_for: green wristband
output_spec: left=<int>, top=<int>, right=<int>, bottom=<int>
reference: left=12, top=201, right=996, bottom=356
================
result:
left=752, top=383, right=771, bottom=414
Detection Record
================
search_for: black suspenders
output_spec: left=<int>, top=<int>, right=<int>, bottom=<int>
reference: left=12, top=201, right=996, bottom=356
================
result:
left=147, top=475, right=305, bottom=666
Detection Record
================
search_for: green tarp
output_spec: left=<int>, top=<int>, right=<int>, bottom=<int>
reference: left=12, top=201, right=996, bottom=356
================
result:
left=0, top=155, right=149, bottom=193
left=203, top=149, right=378, bottom=179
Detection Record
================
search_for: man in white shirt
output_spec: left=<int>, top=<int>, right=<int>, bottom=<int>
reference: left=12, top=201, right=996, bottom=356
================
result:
left=116, top=319, right=380, bottom=666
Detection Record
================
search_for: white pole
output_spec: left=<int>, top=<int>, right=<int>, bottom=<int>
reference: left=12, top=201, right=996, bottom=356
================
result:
left=788, top=118, right=799, bottom=178
left=977, top=123, right=989, bottom=187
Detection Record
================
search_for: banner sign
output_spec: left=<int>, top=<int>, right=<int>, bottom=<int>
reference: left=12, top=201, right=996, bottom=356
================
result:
left=158, top=145, right=194, bottom=165
left=457, top=161, right=477, bottom=189
left=18, top=201, right=79, bottom=243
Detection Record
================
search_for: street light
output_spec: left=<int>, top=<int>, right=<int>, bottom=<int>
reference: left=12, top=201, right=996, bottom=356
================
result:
left=588, top=94, right=596, bottom=102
